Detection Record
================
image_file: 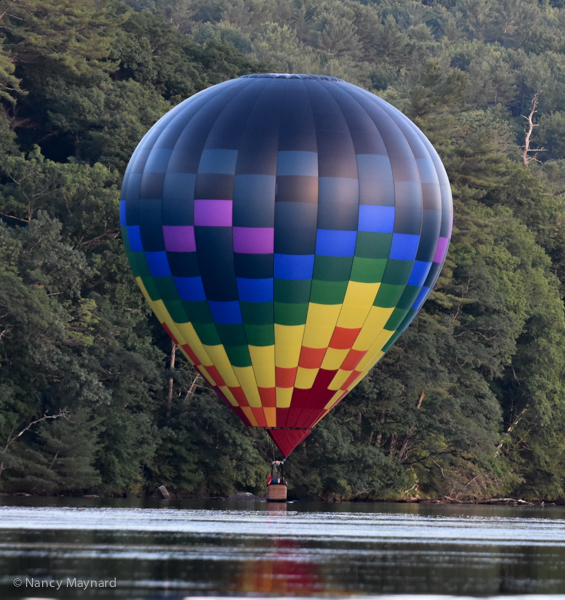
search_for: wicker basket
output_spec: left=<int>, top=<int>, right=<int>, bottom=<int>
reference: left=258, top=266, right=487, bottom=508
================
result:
left=266, top=483, right=287, bottom=502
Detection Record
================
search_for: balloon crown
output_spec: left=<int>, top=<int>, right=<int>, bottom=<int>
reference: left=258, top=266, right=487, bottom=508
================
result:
left=241, top=73, right=344, bottom=82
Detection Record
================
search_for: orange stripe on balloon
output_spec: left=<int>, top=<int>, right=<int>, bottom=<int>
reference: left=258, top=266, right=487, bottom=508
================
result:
left=206, top=365, right=226, bottom=387
left=162, top=322, right=179, bottom=344
left=251, top=407, right=268, bottom=427
left=341, top=349, right=366, bottom=371
left=298, top=346, right=326, bottom=369
left=329, top=327, right=361, bottom=349
left=229, top=386, right=249, bottom=406
left=181, top=344, right=201, bottom=366
left=342, top=370, right=362, bottom=390
left=258, top=387, right=276, bottom=407
left=275, top=366, right=297, bottom=388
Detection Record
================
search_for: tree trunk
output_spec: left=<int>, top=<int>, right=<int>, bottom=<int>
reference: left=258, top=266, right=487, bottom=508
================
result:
left=167, top=341, right=176, bottom=418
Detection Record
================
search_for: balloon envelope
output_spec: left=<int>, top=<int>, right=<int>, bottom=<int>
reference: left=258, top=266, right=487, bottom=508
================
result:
left=121, top=74, right=452, bottom=457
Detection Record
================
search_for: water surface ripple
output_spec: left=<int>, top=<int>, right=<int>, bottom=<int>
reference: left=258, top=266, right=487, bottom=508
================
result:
left=1, top=500, right=565, bottom=599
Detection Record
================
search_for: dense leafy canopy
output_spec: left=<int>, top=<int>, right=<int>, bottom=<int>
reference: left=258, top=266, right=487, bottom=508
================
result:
left=1, top=0, right=565, bottom=500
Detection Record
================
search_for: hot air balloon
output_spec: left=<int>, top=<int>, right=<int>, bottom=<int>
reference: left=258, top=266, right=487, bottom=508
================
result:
left=120, top=73, right=452, bottom=459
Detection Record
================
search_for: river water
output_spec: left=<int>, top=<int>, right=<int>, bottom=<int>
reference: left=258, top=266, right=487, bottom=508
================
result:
left=1, top=497, right=565, bottom=599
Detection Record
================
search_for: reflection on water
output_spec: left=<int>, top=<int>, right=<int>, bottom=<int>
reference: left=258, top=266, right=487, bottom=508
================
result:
left=1, top=497, right=565, bottom=599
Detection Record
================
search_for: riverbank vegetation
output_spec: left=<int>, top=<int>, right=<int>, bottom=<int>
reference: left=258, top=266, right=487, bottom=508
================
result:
left=2, top=0, right=565, bottom=501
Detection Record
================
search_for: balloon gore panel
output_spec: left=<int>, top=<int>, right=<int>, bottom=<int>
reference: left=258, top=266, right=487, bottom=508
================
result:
left=121, top=74, right=453, bottom=457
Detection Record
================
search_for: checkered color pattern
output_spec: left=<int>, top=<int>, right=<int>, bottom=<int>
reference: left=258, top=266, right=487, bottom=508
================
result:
left=121, top=74, right=453, bottom=457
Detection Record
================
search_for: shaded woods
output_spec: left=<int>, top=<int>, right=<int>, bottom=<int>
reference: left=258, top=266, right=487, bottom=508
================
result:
left=2, top=0, right=565, bottom=501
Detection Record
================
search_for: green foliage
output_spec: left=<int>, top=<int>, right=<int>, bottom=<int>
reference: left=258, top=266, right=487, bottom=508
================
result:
left=2, top=0, right=565, bottom=501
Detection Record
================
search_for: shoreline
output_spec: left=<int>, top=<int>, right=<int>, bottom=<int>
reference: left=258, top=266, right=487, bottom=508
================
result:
left=1, top=491, right=564, bottom=506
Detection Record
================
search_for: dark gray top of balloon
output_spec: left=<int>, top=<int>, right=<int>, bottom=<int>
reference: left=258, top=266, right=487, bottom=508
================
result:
left=241, top=73, right=344, bottom=81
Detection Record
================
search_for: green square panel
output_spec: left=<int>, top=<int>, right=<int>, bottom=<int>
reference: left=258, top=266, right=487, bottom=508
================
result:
left=140, top=275, right=161, bottom=301
left=396, top=308, right=417, bottom=334
left=244, top=323, right=275, bottom=346
left=125, top=249, right=139, bottom=277
left=382, top=328, right=403, bottom=353
left=309, top=279, right=348, bottom=304
left=274, top=302, right=309, bottom=326
left=240, top=302, right=274, bottom=325
left=122, top=226, right=132, bottom=250
left=396, top=285, right=421, bottom=310
left=355, top=232, right=392, bottom=259
left=134, top=253, right=152, bottom=278
left=350, top=257, right=387, bottom=283
left=374, top=284, right=404, bottom=308
left=225, top=344, right=253, bottom=368
left=385, top=307, right=409, bottom=331
left=154, top=277, right=180, bottom=301
left=193, top=321, right=222, bottom=346
left=163, top=299, right=190, bottom=324
left=313, top=256, right=353, bottom=281
left=382, top=259, right=413, bottom=285
left=274, top=279, right=311, bottom=303
left=216, top=323, right=248, bottom=346
left=183, top=300, right=213, bottom=323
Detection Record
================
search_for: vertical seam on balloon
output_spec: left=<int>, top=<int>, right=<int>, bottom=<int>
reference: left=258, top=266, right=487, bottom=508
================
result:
left=364, top=90, right=445, bottom=338
left=161, top=80, right=252, bottom=392
left=290, top=78, right=357, bottom=430
left=136, top=94, right=209, bottom=378
left=174, top=80, right=259, bottom=402
left=342, top=85, right=423, bottom=332
left=267, top=78, right=289, bottom=427
left=279, top=78, right=318, bottom=427
left=319, top=82, right=368, bottom=352
left=301, top=81, right=376, bottom=423
left=313, top=84, right=418, bottom=406
left=397, top=122, right=452, bottom=335
left=231, top=77, right=288, bottom=425
left=194, top=77, right=270, bottom=411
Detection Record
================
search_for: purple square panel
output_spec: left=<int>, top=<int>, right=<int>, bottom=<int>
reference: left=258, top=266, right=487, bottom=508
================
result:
left=433, top=237, right=449, bottom=263
left=194, top=200, right=233, bottom=227
left=233, top=227, right=274, bottom=254
left=163, top=226, right=196, bottom=252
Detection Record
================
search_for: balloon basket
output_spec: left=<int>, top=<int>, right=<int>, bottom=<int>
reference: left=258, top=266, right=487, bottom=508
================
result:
left=266, top=459, right=287, bottom=502
left=266, top=483, right=288, bottom=502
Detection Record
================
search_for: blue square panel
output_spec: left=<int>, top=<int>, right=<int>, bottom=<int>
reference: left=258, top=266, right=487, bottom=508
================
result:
left=412, top=286, right=430, bottom=311
left=407, top=260, right=432, bottom=287
left=174, top=276, right=206, bottom=301
left=316, top=230, right=357, bottom=257
left=145, top=251, right=172, bottom=277
left=274, top=254, right=315, bottom=280
left=237, top=278, right=274, bottom=302
left=126, top=226, right=143, bottom=252
left=358, top=206, right=395, bottom=233
left=208, top=301, right=243, bottom=324
left=389, top=234, right=420, bottom=261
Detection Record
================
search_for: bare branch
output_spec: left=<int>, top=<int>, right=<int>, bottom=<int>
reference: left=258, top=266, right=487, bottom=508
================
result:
left=3, top=408, right=70, bottom=453
left=0, top=409, right=70, bottom=479
left=522, top=91, right=546, bottom=166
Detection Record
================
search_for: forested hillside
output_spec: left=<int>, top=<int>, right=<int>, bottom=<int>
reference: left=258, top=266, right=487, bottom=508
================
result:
left=1, top=0, right=565, bottom=500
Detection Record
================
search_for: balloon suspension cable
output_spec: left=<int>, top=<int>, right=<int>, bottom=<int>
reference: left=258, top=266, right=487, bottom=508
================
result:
left=268, top=431, right=277, bottom=463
